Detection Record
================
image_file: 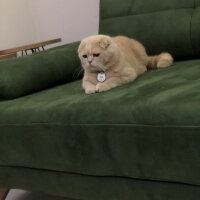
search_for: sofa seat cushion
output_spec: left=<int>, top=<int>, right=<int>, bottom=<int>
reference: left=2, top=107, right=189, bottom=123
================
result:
left=0, top=59, right=200, bottom=186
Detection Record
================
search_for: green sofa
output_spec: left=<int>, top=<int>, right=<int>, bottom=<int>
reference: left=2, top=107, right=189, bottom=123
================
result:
left=0, top=0, right=200, bottom=199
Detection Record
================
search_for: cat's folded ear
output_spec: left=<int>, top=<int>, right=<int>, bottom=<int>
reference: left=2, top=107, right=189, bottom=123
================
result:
left=99, top=36, right=111, bottom=49
left=78, top=41, right=85, bottom=54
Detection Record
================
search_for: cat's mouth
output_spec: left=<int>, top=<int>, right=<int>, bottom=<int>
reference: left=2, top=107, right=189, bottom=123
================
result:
left=85, top=64, right=96, bottom=71
left=88, top=64, right=95, bottom=68
left=85, top=63, right=106, bottom=72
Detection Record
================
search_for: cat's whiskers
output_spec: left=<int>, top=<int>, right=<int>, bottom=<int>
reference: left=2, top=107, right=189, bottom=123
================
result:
left=97, top=63, right=106, bottom=72
left=72, top=67, right=84, bottom=79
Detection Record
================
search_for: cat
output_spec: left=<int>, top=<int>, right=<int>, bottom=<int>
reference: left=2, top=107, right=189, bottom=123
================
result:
left=78, top=35, right=173, bottom=94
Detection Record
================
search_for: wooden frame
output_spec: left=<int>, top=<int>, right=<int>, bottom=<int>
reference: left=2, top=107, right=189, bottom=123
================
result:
left=0, top=188, right=9, bottom=200
left=0, top=38, right=61, bottom=56
left=0, top=53, right=17, bottom=60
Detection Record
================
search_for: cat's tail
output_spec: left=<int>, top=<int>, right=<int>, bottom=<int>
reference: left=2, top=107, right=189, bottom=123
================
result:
left=147, top=52, right=173, bottom=69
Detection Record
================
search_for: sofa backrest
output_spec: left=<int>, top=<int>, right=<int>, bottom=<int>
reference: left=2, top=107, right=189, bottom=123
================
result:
left=99, top=0, right=200, bottom=60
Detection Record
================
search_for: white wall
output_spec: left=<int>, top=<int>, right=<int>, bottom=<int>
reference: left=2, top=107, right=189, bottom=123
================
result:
left=0, top=0, right=99, bottom=50
left=0, top=0, right=37, bottom=49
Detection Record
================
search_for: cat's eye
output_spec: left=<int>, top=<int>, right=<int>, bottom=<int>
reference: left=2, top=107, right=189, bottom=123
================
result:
left=93, top=53, right=100, bottom=57
left=82, top=55, right=87, bottom=58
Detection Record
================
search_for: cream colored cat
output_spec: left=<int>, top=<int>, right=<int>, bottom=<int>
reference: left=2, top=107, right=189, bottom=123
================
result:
left=78, top=35, right=173, bottom=94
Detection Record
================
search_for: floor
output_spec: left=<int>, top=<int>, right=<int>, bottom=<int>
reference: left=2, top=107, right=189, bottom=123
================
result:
left=5, top=190, right=76, bottom=200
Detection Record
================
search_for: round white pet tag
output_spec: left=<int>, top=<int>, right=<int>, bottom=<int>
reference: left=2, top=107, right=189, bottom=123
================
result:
left=97, top=72, right=106, bottom=82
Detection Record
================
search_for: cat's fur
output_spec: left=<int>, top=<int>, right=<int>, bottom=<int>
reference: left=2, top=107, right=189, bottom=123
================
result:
left=78, top=35, right=173, bottom=94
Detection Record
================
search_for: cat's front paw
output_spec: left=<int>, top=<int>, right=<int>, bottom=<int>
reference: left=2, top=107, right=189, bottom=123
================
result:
left=96, top=83, right=110, bottom=93
left=85, top=85, right=96, bottom=94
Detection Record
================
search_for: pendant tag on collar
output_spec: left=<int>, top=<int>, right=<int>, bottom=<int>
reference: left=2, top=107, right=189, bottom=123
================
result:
left=97, top=72, right=106, bottom=82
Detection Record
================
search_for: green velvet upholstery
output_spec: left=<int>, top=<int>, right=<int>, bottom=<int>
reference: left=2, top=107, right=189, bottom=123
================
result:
left=1, top=166, right=200, bottom=200
left=0, top=0, right=200, bottom=200
left=0, top=59, right=200, bottom=187
left=0, top=42, right=80, bottom=99
left=99, top=0, right=200, bottom=60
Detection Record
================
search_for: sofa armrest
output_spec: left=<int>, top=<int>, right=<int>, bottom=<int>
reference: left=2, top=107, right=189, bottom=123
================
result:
left=0, top=41, right=81, bottom=99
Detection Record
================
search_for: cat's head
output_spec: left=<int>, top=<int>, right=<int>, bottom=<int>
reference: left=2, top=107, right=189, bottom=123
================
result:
left=78, top=35, right=119, bottom=72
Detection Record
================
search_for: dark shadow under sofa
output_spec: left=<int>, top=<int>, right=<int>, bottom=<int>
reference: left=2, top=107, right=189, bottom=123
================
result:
left=0, top=0, right=200, bottom=199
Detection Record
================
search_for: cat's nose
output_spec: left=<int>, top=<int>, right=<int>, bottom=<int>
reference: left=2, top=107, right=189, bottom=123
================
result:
left=88, top=60, right=92, bottom=64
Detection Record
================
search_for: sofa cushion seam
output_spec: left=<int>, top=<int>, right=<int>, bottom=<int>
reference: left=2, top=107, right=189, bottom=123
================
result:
left=0, top=123, right=199, bottom=128
left=189, top=0, right=196, bottom=53
left=1, top=165, right=200, bottom=187
left=101, top=7, right=194, bottom=20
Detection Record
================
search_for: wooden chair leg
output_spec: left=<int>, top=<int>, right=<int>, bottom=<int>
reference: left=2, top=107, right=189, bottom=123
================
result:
left=0, top=188, right=9, bottom=200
